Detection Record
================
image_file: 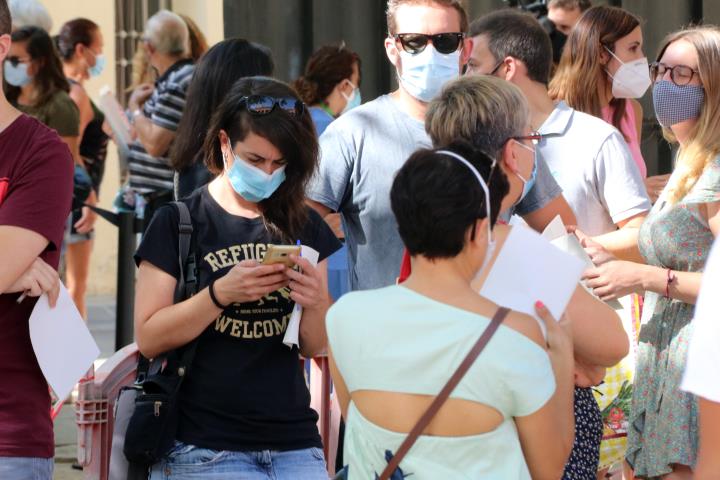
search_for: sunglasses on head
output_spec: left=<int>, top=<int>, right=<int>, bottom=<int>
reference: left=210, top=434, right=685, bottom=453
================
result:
left=392, top=32, right=465, bottom=55
left=239, top=95, right=305, bottom=117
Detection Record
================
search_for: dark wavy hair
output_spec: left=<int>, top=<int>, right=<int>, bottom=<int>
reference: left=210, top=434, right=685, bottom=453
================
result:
left=56, top=18, right=99, bottom=61
left=204, top=76, right=317, bottom=241
left=5, top=26, right=69, bottom=106
left=171, top=38, right=274, bottom=172
left=293, top=43, right=360, bottom=105
left=391, top=142, right=509, bottom=259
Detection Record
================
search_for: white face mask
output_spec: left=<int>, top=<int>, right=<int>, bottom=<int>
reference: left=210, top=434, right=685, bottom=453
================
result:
left=436, top=150, right=495, bottom=280
left=605, top=47, right=651, bottom=99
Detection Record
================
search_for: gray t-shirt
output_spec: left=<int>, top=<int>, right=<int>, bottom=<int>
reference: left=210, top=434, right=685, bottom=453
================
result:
left=308, top=94, right=563, bottom=291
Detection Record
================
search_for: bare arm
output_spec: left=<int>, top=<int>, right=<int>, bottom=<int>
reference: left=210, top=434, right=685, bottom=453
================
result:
left=135, top=259, right=288, bottom=358
left=584, top=203, right=720, bottom=305
left=516, top=303, right=575, bottom=480
left=522, top=195, right=577, bottom=233
left=0, top=226, right=49, bottom=294
left=133, top=114, right=176, bottom=158
left=591, top=213, right=646, bottom=263
left=567, top=285, right=629, bottom=367
left=287, top=256, right=332, bottom=358
left=68, top=82, right=94, bottom=139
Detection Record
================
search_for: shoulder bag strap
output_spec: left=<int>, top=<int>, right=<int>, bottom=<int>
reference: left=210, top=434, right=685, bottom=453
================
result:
left=377, top=307, right=511, bottom=480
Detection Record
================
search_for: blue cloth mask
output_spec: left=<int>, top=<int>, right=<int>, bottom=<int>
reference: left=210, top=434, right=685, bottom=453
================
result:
left=89, top=54, right=106, bottom=77
left=341, top=81, right=361, bottom=114
left=225, top=146, right=286, bottom=203
left=652, top=80, right=705, bottom=128
left=398, top=45, right=460, bottom=103
left=3, top=61, right=32, bottom=87
left=513, top=140, right=538, bottom=203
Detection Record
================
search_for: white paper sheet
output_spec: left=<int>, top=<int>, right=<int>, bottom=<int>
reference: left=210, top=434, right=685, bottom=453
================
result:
left=542, top=214, right=568, bottom=241
left=543, top=216, right=623, bottom=309
left=29, top=284, right=100, bottom=401
left=98, top=86, right=132, bottom=157
left=283, top=245, right=320, bottom=349
left=480, top=225, right=585, bottom=321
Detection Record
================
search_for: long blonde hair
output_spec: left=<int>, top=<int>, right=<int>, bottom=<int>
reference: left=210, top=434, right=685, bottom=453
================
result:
left=548, top=6, right=640, bottom=136
left=658, top=26, right=720, bottom=204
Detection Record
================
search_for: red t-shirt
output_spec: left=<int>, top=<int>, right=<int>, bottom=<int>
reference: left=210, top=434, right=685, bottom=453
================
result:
left=0, top=114, right=73, bottom=457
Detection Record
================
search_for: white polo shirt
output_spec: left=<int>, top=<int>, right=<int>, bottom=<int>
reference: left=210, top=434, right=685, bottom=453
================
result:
left=537, top=101, right=651, bottom=236
left=682, top=238, right=720, bottom=402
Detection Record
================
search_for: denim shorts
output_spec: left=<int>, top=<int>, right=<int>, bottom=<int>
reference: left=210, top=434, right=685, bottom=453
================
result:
left=0, top=456, right=53, bottom=480
left=149, top=441, right=329, bottom=479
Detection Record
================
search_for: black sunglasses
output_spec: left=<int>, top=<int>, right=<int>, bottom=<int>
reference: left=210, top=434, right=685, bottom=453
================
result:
left=239, top=95, right=305, bottom=117
left=392, top=32, right=465, bottom=55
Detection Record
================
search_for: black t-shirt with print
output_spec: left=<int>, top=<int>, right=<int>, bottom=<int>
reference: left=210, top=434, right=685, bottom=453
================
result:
left=135, top=186, right=341, bottom=452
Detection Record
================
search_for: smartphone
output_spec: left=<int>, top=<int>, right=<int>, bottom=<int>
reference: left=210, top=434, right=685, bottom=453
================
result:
left=261, top=244, right=301, bottom=267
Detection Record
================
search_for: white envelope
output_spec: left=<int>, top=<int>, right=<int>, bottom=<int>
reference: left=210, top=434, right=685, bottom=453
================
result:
left=29, top=284, right=100, bottom=401
left=480, top=225, right=585, bottom=321
left=283, top=245, right=320, bottom=349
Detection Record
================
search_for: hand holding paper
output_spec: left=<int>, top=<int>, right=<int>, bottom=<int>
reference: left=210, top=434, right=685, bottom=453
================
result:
left=542, top=216, right=622, bottom=309
left=283, top=245, right=320, bottom=348
left=479, top=225, right=585, bottom=321
left=29, top=283, right=100, bottom=402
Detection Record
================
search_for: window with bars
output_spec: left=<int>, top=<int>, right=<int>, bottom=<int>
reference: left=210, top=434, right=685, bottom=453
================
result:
left=114, top=0, right=171, bottom=106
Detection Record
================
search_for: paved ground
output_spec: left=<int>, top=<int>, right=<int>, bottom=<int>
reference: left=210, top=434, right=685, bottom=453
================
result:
left=53, top=296, right=116, bottom=479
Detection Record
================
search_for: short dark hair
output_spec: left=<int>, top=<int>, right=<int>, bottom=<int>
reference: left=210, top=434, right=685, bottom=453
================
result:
left=0, top=0, right=10, bottom=36
left=469, top=9, right=552, bottom=85
left=293, top=44, right=361, bottom=106
left=171, top=38, right=274, bottom=172
left=391, top=143, right=509, bottom=260
left=57, top=18, right=99, bottom=61
left=548, top=0, right=592, bottom=11
left=204, top=76, right=317, bottom=241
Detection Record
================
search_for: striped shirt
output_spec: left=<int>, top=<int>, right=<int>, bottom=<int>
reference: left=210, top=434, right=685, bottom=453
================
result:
left=128, top=59, right=194, bottom=194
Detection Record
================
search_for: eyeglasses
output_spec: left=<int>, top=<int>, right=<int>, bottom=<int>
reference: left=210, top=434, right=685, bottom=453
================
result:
left=511, top=131, right=544, bottom=145
left=649, top=62, right=699, bottom=86
left=239, top=95, right=305, bottom=117
left=392, top=32, right=465, bottom=55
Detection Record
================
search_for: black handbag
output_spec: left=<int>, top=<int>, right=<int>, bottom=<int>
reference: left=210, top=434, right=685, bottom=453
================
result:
left=121, top=201, right=199, bottom=466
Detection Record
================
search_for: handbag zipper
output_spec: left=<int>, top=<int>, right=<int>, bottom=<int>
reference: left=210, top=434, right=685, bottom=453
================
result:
left=154, top=401, right=162, bottom=417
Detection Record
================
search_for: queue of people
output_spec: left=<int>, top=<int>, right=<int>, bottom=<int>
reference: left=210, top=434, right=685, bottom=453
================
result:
left=1, top=0, right=720, bottom=478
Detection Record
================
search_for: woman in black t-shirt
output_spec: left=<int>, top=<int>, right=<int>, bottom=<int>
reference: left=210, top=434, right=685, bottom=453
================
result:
left=134, top=77, right=340, bottom=479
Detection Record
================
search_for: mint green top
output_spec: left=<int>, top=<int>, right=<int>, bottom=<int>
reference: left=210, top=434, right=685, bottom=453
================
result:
left=326, top=285, right=556, bottom=479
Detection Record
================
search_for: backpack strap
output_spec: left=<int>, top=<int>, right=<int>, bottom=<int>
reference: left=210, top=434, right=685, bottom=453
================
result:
left=135, top=201, right=198, bottom=381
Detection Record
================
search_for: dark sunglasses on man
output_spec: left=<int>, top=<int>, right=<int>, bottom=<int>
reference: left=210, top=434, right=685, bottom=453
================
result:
left=392, top=32, right=465, bottom=55
left=239, top=95, right=305, bottom=117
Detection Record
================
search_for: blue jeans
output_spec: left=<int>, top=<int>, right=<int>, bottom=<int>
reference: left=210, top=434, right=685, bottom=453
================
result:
left=0, top=457, right=53, bottom=480
left=149, top=441, right=329, bottom=479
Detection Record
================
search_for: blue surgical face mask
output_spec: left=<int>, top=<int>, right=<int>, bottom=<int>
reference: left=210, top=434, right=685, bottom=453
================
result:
left=652, top=79, right=705, bottom=128
left=224, top=142, right=286, bottom=203
left=3, top=61, right=32, bottom=87
left=341, top=81, right=361, bottom=114
left=397, top=45, right=460, bottom=103
left=513, top=140, right=538, bottom=204
left=89, top=53, right=106, bottom=77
